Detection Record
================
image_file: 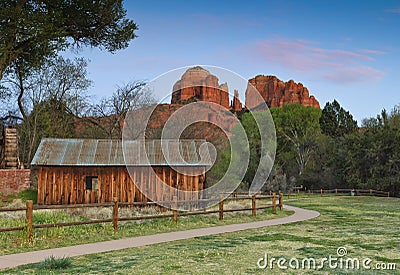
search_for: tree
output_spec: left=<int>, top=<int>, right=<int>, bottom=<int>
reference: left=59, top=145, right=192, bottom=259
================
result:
left=344, top=107, right=400, bottom=195
left=309, top=100, right=359, bottom=189
left=11, top=57, right=92, bottom=165
left=82, top=81, right=155, bottom=138
left=271, top=104, right=322, bottom=177
left=320, top=100, right=358, bottom=138
left=0, top=0, right=137, bottom=81
left=18, top=98, right=76, bottom=164
left=3, top=56, right=91, bottom=121
left=239, top=111, right=275, bottom=188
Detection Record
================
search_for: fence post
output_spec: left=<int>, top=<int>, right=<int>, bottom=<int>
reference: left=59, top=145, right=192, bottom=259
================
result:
left=252, top=195, right=256, bottom=217
left=297, top=190, right=300, bottom=197
left=26, top=200, right=33, bottom=242
left=112, top=197, right=118, bottom=232
left=388, top=192, right=390, bottom=198
left=370, top=189, right=372, bottom=195
left=320, top=189, right=323, bottom=197
left=173, top=196, right=178, bottom=224
left=308, top=190, right=311, bottom=197
left=288, top=190, right=290, bottom=199
left=335, top=189, right=338, bottom=195
left=219, top=194, right=224, bottom=220
left=279, top=192, right=283, bottom=211
left=272, top=193, right=277, bottom=214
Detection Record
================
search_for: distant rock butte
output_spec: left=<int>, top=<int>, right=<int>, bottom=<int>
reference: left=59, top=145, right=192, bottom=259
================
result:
left=171, top=67, right=319, bottom=110
left=246, top=75, right=320, bottom=109
left=171, top=66, right=237, bottom=110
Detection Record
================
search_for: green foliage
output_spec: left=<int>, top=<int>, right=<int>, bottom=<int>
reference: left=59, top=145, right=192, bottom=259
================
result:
left=302, top=103, right=400, bottom=195
left=206, top=146, right=231, bottom=188
left=210, top=110, right=277, bottom=191
left=239, top=111, right=275, bottom=187
left=344, top=107, right=400, bottom=195
left=320, top=100, right=358, bottom=138
left=0, top=0, right=137, bottom=80
left=271, top=104, right=322, bottom=178
left=39, top=255, right=72, bottom=270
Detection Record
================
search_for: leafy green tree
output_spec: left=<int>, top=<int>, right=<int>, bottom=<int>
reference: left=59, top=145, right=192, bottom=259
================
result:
left=219, top=110, right=275, bottom=191
left=205, top=110, right=276, bottom=191
left=307, top=100, right=359, bottom=189
left=0, top=0, right=137, bottom=80
left=344, top=107, right=400, bottom=195
left=271, top=104, right=322, bottom=177
left=240, top=112, right=261, bottom=186
left=320, top=100, right=358, bottom=138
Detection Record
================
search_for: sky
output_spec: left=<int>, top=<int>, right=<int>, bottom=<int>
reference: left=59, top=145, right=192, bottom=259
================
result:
left=70, top=0, right=400, bottom=123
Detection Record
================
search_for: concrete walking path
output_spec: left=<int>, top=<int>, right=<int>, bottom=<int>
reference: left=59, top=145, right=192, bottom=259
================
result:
left=0, top=205, right=319, bottom=270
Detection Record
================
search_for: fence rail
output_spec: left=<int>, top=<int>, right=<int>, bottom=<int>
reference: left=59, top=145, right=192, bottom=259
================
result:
left=0, top=193, right=283, bottom=241
left=281, top=188, right=392, bottom=199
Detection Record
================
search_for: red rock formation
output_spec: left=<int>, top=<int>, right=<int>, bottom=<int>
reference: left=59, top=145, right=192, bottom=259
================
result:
left=246, top=75, right=320, bottom=109
left=231, top=89, right=242, bottom=112
left=171, top=66, right=230, bottom=109
left=172, top=68, right=319, bottom=112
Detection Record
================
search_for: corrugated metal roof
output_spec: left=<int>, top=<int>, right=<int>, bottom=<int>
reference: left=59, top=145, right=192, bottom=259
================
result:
left=31, top=138, right=212, bottom=166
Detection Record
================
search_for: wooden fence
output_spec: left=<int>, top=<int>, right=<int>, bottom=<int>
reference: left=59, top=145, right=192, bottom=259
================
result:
left=281, top=188, right=392, bottom=199
left=0, top=193, right=283, bottom=241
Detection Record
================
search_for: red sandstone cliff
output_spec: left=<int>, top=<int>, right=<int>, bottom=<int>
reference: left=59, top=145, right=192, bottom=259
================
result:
left=172, top=67, right=319, bottom=111
left=246, top=75, right=320, bottom=109
left=171, top=66, right=232, bottom=109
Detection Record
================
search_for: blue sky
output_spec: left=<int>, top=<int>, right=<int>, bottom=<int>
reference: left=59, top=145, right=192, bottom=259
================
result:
left=73, top=0, right=400, bottom=123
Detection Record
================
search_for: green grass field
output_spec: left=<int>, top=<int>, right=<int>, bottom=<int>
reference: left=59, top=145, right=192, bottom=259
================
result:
left=1, top=196, right=399, bottom=274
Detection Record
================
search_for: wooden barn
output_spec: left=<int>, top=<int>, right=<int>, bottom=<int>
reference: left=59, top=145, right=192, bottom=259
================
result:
left=31, top=138, right=212, bottom=205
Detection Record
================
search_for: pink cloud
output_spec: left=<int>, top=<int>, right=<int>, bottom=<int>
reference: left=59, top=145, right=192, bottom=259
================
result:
left=332, top=50, right=374, bottom=61
left=255, top=39, right=342, bottom=72
left=323, top=67, right=385, bottom=83
left=251, top=38, right=385, bottom=84
left=359, top=49, right=387, bottom=55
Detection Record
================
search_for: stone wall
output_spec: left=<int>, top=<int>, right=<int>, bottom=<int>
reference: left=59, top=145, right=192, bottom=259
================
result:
left=0, top=169, right=31, bottom=194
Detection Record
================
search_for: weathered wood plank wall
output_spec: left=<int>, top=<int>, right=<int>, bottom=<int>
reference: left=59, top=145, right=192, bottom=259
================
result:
left=37, top=166, right=205, bottom=205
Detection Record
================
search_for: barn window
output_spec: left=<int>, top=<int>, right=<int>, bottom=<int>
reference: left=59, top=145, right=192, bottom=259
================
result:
left=85, top=176, right=98, bottom=190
